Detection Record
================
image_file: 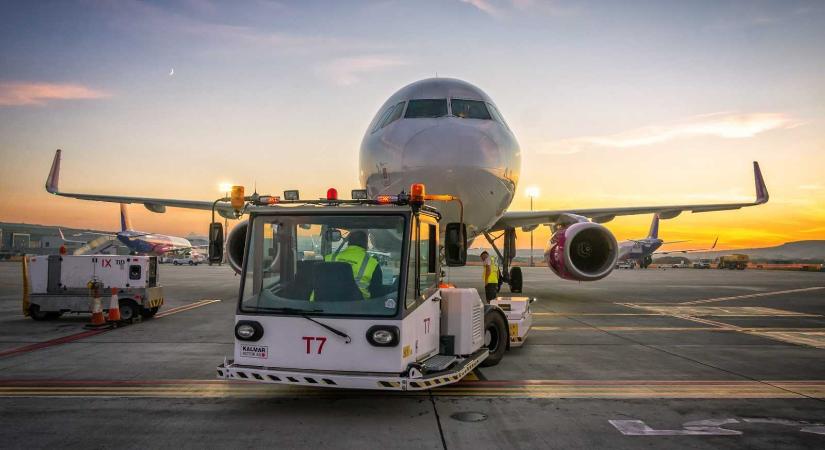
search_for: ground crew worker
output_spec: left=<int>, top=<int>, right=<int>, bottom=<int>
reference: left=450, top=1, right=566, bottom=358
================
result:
left=325, top=230, right=383, bottom=299
left=480, top=251, right=499, bottom=301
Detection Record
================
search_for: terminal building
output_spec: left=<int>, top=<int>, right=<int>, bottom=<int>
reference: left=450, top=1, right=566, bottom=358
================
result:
left=0, top=222, right=124, bottom=258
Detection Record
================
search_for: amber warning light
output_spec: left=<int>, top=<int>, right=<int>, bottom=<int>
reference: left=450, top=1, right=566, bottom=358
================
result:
left=230, top=185, right=245, bottom=211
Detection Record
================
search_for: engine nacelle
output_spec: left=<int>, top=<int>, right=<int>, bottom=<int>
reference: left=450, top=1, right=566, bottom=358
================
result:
left=226, top=220, right=248, bottom=274
left=544, top=222, right=618, bottom=281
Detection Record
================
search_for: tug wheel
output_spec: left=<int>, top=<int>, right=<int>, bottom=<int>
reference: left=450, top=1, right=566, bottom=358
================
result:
left=118, top=299, right=140, bottom=321
left=29, top=304, right=60, bottom=321
left=480, top=311, right=507, bottom=367
left=509, top=267, right=523, bottom=293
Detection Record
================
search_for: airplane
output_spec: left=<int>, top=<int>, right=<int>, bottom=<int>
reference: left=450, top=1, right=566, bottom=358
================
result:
left=58, top=203, right=197, bottom=256
left=616, top=214, right=718, bottom=268
left=43, top=77, right=769, bottom=292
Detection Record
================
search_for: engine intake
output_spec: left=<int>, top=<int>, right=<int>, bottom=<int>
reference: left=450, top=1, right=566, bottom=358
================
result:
left=544, top=222, right=618, bottom=281
left=226, top=220, right=248, bottom=274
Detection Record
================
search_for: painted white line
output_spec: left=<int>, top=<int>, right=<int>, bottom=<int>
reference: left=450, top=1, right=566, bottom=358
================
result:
left=609, top=419, right=741, bottom=436
left=611, top=418, right=825, bottom=436
left=679, top=287, right=825, bottom=306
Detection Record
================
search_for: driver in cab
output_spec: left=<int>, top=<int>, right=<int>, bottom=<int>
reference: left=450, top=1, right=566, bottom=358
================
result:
left=325, top=230, right=383, bottom=299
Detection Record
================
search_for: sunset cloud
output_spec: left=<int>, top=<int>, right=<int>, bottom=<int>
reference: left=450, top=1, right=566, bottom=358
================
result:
left=316, top=56, right=409, bottom=86
left=460, top=0, right=503, bottom=18
left=459, top=0, right=575, bottom=19
left=541, top=112, right=805, bottom=154
left=0, top=82, right=109, bottom=106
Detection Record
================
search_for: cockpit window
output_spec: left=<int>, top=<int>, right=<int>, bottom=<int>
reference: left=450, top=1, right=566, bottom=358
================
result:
left=450, top=99, right=491, bottom=120
left=372, top=107, right=394, bottom=133
left=486, top=102, right=511, bottom=130
left=404, top=99, right=448, bottom=118
left=381, top=101, right=405, bottom=128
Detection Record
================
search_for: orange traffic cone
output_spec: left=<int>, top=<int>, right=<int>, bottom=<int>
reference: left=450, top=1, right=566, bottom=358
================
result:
left=89, top=296, right=106, bottom=327
left=107, top=288, right=121, bottom=322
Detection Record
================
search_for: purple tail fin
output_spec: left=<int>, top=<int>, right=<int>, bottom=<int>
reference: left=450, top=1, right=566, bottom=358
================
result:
left=45, top=149, right=61, bottom=194
left=647, top=214, right=660, bottom=239
left=120, top=204, right=133, bottom=232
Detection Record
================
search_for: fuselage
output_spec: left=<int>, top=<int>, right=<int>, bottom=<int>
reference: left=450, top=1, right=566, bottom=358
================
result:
left=117, top=231, right=192, bottom=256
left=617, top=238, right=663, bottom=261
left=360, top=78, right=521, bottom=238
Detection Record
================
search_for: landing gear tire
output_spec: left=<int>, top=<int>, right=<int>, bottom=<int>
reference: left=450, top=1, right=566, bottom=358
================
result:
left=29, top=304, right=60, bottom=321
left=140, top=306, right=159, bottom=319
left=642, top=256, right=652, bottom=269
left=480, top=311, right=508, bottom=367
left=118, top=299, right=140, bottom=321
left=509, top=267, right=523, bottom=293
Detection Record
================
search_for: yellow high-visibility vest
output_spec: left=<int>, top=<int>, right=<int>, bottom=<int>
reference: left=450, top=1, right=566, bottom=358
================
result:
left=485, top=256, right=499, bottom=284
left=324, top=245, right=379, bottom=298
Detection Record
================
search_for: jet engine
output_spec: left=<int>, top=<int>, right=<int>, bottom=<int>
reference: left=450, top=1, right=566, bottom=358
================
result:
left=226, top=220, right=248, bottom=274
left=544, top=222, right=618, bottom=281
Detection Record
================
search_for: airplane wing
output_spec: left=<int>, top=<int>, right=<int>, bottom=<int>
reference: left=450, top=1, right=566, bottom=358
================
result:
left=655, top=237, right=719, bottom=255
left=57, top=228, right=99, bottom=243
left=45, top=150, right=236, bottom=217
left=491, top=162, right=768, bottom=231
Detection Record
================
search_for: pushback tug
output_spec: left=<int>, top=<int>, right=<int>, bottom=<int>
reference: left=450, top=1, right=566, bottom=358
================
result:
left=213, top=184, right=533, bottom=390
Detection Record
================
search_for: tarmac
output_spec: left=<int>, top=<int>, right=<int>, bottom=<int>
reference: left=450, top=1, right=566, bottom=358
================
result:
left=0, top=261, right=824, bottom=449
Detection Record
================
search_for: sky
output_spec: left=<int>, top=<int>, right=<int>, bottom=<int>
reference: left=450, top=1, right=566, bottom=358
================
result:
left=1, top=0, right=824, bottom=250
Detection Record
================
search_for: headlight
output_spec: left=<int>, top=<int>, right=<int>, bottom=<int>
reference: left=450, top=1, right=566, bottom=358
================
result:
left=366, top=325, right=399, bottom=347
left=237, top=324, right=255, bottom=339
left=372, top=329, right=394, bottom=344
left=235, top=321, right=264, bottom=341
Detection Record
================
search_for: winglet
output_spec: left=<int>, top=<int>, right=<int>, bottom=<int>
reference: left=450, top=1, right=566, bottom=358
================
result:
left=57, top=228, right=66, bottom=240
left=46, top=149, right=61, bottom=194
left=754, top=161, right=768, bottom=204
left=711, top=236, right=718, bottom=250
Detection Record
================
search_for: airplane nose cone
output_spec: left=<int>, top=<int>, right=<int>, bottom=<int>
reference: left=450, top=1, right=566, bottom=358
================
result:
left=402, top=122, right=502, bottom=169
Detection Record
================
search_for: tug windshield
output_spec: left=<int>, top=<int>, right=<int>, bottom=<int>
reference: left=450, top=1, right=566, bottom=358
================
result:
left=240, top=214, right=406, bottom=317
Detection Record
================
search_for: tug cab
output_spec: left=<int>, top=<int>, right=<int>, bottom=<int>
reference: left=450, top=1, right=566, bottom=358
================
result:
left=215, top=185, right=531, bottom=390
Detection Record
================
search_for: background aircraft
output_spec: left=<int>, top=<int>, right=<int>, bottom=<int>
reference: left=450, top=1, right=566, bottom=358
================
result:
left=57, top=203, right=197, bottom=256
left=43, top=77, right=769, bottom=291
left=617, top=214, right=718, bottom=268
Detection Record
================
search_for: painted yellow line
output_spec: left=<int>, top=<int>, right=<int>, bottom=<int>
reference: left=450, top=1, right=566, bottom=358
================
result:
left=748, top=331, right=825, bottom=349
left=533, top=313, right=668, bottom=316
left=155, top=299, right=221, bottom=318
left=531, top=326, right=825, bottom=332
left=679, top=287, right=825, bottom=306
left=1, top=381, right=823, bottom=399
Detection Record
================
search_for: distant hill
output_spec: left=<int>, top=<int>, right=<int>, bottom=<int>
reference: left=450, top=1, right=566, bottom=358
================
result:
left=687, top=240, right=825, bottom=262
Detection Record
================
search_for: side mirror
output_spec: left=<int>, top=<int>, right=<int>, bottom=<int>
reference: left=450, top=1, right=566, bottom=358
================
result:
left=444, top=222, right=467, bottom=266
left=208, top=222, right=224, bottom=264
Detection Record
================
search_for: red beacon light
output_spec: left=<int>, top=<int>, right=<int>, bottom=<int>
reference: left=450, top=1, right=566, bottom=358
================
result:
left=326, top=188, right=338, bottom=201
left=410, top=183, right=426, bottom=204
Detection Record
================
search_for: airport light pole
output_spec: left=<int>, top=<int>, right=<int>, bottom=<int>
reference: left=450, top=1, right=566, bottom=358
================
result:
left=526, top=186, right=540, bottom=267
